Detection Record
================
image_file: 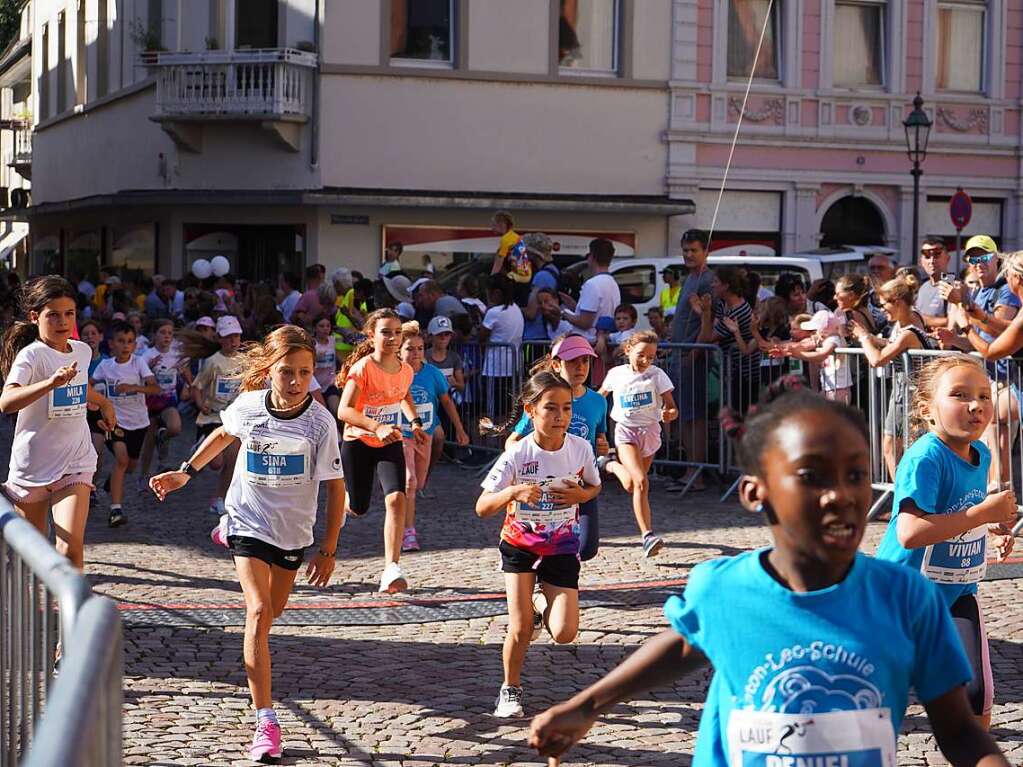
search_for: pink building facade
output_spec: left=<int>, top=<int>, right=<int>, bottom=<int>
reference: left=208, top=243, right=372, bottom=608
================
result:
left=667, top=0, right=1023, bottom=261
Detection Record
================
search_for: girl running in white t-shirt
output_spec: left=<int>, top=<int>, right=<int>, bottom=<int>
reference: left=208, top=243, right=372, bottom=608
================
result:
left=477, top=371, right=601, bottom=719
left=312, top=314, right=341, bottom=415
left=150, top=325, right=345, bottom=765
left=598, top=330, right=677, bottom=557
left=180, top=315, right=244, bottom=515
left=0, top=276, right=116, bottom=569
left=139, top=318, right=192, bottom=479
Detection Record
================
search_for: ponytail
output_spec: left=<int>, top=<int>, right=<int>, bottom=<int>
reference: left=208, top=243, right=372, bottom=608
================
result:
left=480, top=370, right=572, bottom=438
left=336, top=308, right=401, bottom=387
left=1, top=275, right=77, bottom=378
left=175, top=328, right=222, bottom=362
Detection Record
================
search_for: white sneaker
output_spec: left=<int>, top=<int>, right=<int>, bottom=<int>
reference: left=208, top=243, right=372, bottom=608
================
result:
left=493, top=684, right=524, bottom=718
left=379, top=562, right=408, bottom=594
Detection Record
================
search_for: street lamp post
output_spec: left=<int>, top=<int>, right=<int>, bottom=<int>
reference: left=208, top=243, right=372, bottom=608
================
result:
left=903, top=93, right=933, bottom=258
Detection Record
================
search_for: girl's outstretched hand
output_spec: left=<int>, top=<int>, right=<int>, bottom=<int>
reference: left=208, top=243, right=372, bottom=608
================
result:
left=529, top=701, right=597, bottom=762
left=149, top=471, right=189, bottom=501
left=306, top=552, right=336, bottom=587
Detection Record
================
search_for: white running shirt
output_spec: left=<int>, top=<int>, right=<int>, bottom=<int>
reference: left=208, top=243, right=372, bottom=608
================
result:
left=602, top=364, right=674, bottom=428
left=91, top=356, right=154, bottom=431
left=220, top=390, right=343, bottom=551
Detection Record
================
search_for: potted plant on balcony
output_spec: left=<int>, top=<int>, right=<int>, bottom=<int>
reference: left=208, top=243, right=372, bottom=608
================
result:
left=131, top=20, right=166, bottom=66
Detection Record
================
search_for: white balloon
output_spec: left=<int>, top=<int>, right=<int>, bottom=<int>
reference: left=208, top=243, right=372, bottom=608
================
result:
left=210, top=255, right=231, bottom=277
left=191, top=258, right=212, bottom=279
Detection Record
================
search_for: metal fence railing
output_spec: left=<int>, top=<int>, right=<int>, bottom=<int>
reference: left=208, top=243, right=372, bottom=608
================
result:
left=1, top=500, right=122, bottom=767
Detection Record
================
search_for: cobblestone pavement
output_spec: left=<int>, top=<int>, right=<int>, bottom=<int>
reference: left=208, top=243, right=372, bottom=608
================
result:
left=15, top=423, right=1023, bottom=766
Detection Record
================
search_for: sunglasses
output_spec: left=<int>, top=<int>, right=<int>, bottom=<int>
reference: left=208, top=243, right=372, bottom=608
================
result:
left=965, top=253, right=995, bottom=265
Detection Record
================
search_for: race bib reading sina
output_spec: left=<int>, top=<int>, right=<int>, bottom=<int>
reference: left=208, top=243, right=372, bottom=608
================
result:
left=365, top=403, right=400, bottom=427
left=244, top=435, right=311, bottom=488
left=215, top=376, right=241, bottom=400
left=48, top=376, right=87, bottom=419
left=921, top=525, right=987, bottom=584
left=727, top=708, right=896, bottom=767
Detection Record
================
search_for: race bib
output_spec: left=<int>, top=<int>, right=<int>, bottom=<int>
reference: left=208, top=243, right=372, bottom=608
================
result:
left=106, top=380, right=131, bottom=399
left=921, top=525, right=987, bottom=584
left=92, top=380, right=107, bottom=398
left=727, top=708, right=896, bottom=767
left=155, top=369, right=177, bottom=394
left=366, top=402, right=400, bottom=427
left=513, top=477, right=580, bottom=529
left=48, top=377, right=87, bottom=419
left=244, top=435, right=311, bottom=488
left=316, top=350, right=336, bottom=369
left=618, top=382, right=657, bottom=416
left=438, top=367, right=454, bottom=380
left=215, top=376, right=241, bottom=401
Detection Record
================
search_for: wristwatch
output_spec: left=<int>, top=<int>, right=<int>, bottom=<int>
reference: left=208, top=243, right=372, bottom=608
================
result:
left=178, top=461, right=198, bottom=478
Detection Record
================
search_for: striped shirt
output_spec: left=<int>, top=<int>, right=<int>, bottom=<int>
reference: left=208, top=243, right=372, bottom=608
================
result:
left=713, top=299, right=760, bottom=376
left=220, top=390, right=343, bottom=551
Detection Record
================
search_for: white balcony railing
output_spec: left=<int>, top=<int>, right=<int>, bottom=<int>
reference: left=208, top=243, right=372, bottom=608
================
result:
left=13, top=126, right=31, bottom=166
left=149, top=49, right=317, bottom=121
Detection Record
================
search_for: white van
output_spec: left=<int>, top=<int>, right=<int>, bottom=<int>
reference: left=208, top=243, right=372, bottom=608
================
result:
left=565, top=251, right=866, bottom=329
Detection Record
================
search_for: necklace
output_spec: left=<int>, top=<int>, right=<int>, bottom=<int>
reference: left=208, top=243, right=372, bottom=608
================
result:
left=268, top=394, right=309, bottom=414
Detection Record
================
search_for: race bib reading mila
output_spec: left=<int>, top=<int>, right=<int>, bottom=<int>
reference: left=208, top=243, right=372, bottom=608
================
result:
left=727, top=708, right=896, bottom=767
left=48, top=376, right=87, bottom=419
left=244, top=435, right=311, bottom=488
left=921, top=525, right=987, bottom=584
left=365, top=403, right=400, bottom=427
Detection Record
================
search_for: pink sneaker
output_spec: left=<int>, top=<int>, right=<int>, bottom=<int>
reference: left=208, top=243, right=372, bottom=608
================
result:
left=401, top=528, right=420, bottom=552
left=249, top=718, right=282, bottom=763
left=209, top=515, right=228, bottom=548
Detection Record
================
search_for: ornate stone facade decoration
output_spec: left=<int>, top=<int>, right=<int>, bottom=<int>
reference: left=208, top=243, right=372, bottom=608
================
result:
left=936, top=106, right=989, bottom=134
left=728, top=97, right=785, bottom=124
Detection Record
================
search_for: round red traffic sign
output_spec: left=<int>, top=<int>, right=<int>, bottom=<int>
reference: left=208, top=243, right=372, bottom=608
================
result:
left=949, top=188, right=972, bottom=230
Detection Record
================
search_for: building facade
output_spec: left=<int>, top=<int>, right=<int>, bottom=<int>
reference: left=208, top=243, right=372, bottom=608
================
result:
left=667, top=0, right=1023, bottom=262
left=22, top=0, right=685, bottom=283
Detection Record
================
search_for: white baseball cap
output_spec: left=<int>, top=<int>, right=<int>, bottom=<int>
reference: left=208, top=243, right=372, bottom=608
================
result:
left=396, top=302, right=415, bottom=320
left=216, top=315, right=242, bottom=337
left=195, top=316, right=215, bottom=329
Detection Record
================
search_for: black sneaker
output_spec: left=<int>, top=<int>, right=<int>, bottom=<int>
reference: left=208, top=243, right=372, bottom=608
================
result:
left=108, top=508, right=127, bottom=528
left=642, top=533, right=664, bottom=558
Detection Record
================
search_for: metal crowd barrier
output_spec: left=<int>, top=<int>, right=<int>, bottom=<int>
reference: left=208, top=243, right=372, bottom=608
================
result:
left=0, top=502, right=123, bottom=767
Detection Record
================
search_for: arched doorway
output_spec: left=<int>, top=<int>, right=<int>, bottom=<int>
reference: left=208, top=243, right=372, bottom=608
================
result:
left=819, top=196, right=886, bottom=247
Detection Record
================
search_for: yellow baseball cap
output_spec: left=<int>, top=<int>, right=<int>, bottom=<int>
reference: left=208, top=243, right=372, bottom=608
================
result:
left=964, top=234, right=997, bottom=254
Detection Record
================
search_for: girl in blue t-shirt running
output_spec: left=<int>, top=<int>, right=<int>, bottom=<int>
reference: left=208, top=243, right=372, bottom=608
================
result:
left=876, top=353, right=1016, bottom=730
left=528, top=376, right=1008, bottom=766
left=504, top=334, right=612, bottom=561
left=398, top=321, right=469, bottom=552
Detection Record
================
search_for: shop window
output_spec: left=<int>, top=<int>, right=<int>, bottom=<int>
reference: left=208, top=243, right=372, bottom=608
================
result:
left=936, top=2, right=985, bottom=92
left=612, top=264, right=656, bottom=304
left=728, top=0, right=780, bottom=81
left=833, top=1, right=885, bottom=88
left=112, top=224, right=157, bottom=275
left=560, top=0, right=619, bottom=74
left=390, top=0, right=453, bottom=64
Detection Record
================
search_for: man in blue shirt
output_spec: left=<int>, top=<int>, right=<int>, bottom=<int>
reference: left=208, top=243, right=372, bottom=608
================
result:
left=669, top=229, right=714, bottom=488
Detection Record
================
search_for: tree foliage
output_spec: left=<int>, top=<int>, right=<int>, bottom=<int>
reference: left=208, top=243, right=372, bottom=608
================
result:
left=0, top=0, right=21, bottom=54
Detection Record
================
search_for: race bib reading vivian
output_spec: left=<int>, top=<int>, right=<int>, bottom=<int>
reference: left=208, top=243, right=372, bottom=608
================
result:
left=244, top=435, right=311, bottom=488
left=215, top=376, right=241, bottom=401
left=727, top=708, right=896, bottom=767
left=48, top=375, right=88, bottom=419
left=921, top=525, right=987, bottom=585
left=365, top=403, right=400, bottom=427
